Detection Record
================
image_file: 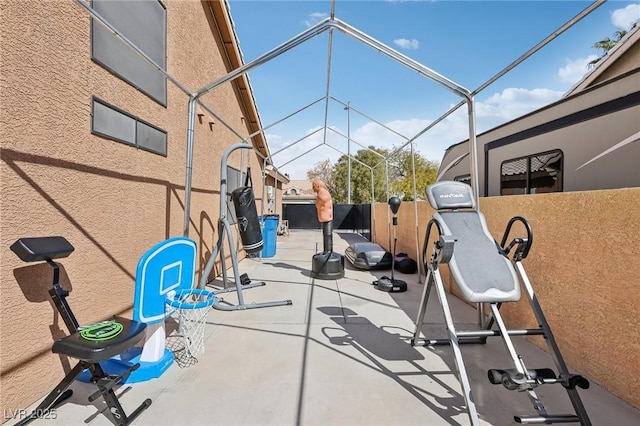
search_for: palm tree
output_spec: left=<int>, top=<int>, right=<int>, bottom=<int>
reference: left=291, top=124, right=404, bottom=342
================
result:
left=588, top=29, right=629, bottom=68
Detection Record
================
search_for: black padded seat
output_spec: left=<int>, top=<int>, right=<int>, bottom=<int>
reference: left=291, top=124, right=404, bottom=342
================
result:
left=53, top=317, right=147, bottom=363
left=10, top=236, right=74, bottom=262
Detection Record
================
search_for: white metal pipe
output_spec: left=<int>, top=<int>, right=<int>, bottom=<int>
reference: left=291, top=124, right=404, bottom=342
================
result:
left=184, top=99, right=197, bottom=236
left=409, top=141, right=422, bottom=283
left=277, top=143, right=324, bottom=169
left=274, top=174, right=279, bottom=215
left=331, top=19, right=470, bottom=98
left=331, top=96, right=410, bottom=142
left=236, top=148, right=248, bottom=259
left=385, top=161, right=389, bottom=201
left=261, top=156, right=267, bottom=218
left=346, top=102, right=351, bottom=204
left=183, top=21, right=334, bottom=236
left=184, top=1, right=603, bottom=238
left=192, top=18, right=332, bottom=100
left=373, top=104, right=460, bottom=169
left=182, top=14, right=470, bottom=239
left=371, top=0, right=604, bottom=174
left=259, top=97, right=325, bottom=143
left=323, top=28, right=335, bottom=148
left=218, top=144, right=239, bottom=218
left=466, top=98, right=480, bottom=207
left=370, top=169, right=374, bottom=203
left=326, top=127, right=385, bottom=159
left=324, top=143, right=372, bottom=169
left=472, top=0, right=606, bottom=98
left=271, top=128, right=324, bottom=158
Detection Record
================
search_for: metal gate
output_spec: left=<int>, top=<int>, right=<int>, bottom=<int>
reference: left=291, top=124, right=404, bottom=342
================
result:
left=282, top=204, right=371, bottom=238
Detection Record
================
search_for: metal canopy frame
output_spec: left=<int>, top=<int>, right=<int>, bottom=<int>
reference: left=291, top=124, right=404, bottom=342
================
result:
left=181, top=0, right=605, bottom=275
left=182, top=9, right=476, bottom=274
left=76, top=0, right=606, bottom=273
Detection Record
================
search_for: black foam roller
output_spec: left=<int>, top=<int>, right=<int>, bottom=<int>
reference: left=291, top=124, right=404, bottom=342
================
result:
left=231, top=186, right=264, bottom=253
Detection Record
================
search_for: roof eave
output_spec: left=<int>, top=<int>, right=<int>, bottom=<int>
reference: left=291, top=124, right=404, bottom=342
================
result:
left=207, top=0, right=270, bottom=160
left=564, top=25, right=640, bottom=98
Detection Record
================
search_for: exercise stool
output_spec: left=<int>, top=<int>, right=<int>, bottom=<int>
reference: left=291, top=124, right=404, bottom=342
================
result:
left=413, top=181, right=590, bottom=425
left=10, top=236, right=152, bottom=426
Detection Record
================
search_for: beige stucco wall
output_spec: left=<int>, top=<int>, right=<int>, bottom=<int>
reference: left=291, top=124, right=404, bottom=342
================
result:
left=373, top=188, right=640, bottom=409
left=0, top=0, right=276, bottom=416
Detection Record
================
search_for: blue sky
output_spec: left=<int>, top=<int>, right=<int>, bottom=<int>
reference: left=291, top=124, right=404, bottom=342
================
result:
left=225, top=0, right=640, bottom=179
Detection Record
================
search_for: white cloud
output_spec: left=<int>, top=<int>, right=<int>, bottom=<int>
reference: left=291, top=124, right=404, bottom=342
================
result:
left=268, top=126, right=344, bottom=179
left=269, top=87, right=565, bottom=179
left=304, top=12, right=328, bottom=28
left=393, top=38, right=420, bottom=50
left=611, top=4, right=640, bottom=30
left=551, top=3, right=637, bottom=94
left=480, top=87, right=563, bottom=123
left=558, top=55, right=599, bottom=84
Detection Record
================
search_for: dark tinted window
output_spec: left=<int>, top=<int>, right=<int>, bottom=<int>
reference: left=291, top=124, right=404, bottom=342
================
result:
left=529, top=151, right=562, bottom=194
left=92, top=0, right=167, bottom=105
left=501, top=150, right=562, bottom=195
left=92, top=98, right=167, bottom=156
left=453, top=174, right=471, bottom=185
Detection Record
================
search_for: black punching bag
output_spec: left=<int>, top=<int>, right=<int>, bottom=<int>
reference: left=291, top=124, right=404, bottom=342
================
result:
left=231, top=186, right=263, bottom=253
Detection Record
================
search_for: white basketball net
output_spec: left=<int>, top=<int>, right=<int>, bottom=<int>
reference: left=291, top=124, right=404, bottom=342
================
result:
left=167, top=291, right=213, bottom=365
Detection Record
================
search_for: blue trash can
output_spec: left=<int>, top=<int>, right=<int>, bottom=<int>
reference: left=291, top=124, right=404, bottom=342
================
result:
left=260, top=214, right=279, bottom=258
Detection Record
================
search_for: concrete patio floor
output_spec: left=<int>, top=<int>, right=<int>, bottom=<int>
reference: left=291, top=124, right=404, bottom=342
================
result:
left=25, top=230, right=640, bottom=426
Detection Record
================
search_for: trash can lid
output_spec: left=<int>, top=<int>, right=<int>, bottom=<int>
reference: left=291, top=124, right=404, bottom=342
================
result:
left=260, top=214, right=280, bottom=220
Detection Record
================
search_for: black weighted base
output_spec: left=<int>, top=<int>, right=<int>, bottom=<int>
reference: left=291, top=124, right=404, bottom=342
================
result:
left=372, top=277, right=407, bottom=293
left=311, top=252, right=345, bottom=280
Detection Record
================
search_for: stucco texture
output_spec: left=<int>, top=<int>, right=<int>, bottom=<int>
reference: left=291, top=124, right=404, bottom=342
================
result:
left=1, top=0, right=273, bottom=415
left=373, top=188, right=640, bottom=409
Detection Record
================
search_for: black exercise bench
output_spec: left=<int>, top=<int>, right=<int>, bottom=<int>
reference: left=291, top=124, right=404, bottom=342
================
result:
left=10, top=236, right=152, bottom=426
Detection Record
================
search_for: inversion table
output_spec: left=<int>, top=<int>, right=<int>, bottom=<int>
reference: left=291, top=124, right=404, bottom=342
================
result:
left=413, top=181, right=590, bottom=425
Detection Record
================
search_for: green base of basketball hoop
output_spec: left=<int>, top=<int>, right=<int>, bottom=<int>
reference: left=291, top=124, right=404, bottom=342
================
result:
left=165, top=289, right=216, bottom=364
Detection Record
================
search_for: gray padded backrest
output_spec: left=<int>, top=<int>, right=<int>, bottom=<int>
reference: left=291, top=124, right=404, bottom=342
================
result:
left=436, top=211, right=520, bottom=302
left=426, top=181, right=475, bottom=210
left=427, top=181, right=520, bottom=303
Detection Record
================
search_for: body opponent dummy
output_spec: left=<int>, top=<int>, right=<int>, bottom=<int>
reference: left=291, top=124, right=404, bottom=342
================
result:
left=313, top=180, right=334, bottom=253
left=310, top=179, right=345, bottom=279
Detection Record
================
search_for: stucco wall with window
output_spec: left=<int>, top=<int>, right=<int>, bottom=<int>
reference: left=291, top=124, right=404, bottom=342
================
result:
left=0, top=0, right=272, bottom=415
